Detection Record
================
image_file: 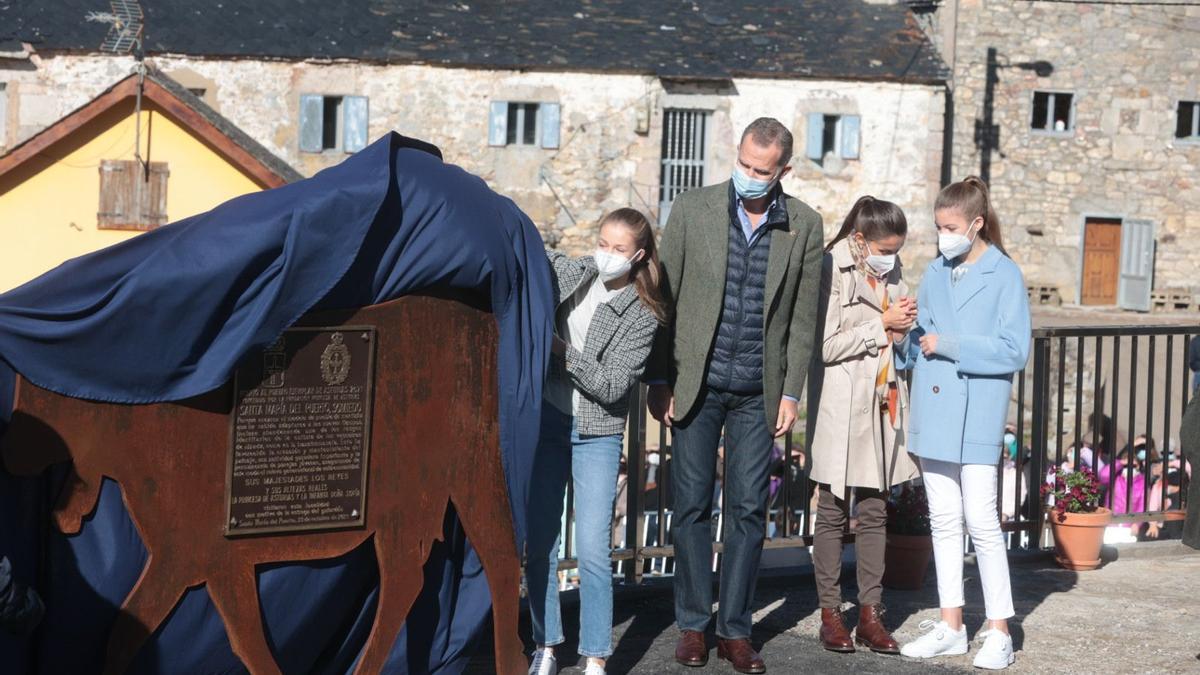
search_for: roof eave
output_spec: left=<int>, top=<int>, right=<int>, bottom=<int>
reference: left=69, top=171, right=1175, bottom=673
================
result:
left=29, top=47, right=949, bottom=85
left=0, top=72, right=302, bottom=187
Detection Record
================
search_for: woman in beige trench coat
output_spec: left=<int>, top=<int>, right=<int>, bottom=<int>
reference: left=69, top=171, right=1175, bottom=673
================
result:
left=806, top=196, right=920, bottom=655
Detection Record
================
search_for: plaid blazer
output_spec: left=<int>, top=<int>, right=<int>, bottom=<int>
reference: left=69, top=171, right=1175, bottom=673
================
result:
left=548, top=249, right=660, bottom=436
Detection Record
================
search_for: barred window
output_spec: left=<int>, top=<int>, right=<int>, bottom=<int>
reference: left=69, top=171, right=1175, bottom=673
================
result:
left=659, top=109, right=710, bottom=224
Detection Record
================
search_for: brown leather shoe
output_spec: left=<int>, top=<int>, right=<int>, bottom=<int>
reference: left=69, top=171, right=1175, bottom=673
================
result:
left=716, top=637, right=766, bottom=674
left=675, top=630, right=708, bottom=667
left=855, top=604, right=900, bottom=654
left=819, top=607, right=855, bottom=653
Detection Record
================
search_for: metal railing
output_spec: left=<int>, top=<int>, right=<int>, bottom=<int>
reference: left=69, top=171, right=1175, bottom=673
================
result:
left=554, top=324, right=1195, bottom=582
left=1029, top=326, right=1193, bottom=529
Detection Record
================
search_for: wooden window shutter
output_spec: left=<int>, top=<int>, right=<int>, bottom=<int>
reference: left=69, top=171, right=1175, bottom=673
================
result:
left=98, top=160, right=169, bottom=231
left=343, top=96, right=369, bottom=153
left=488, top=101, right=508, bottom=146
left=98, top=159, right=135, bottom=228
left=1117, top=218, right=1155, bottom=312
left=143, top=162, right=169, bottom=228
left=839, top=115, right=861, bottom=159
left=540, top=102, right=561, bottom=149
left=299, top=94, right=324, bottom=152
left=805, top=113, right=825, bottom=160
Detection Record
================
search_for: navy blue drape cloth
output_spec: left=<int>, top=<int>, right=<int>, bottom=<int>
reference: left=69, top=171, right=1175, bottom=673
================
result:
left=0, top=133, right=552, bottom=673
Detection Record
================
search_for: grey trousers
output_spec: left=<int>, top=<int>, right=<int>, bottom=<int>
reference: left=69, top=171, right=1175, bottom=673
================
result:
left=812, top=484, right=888, bottom=609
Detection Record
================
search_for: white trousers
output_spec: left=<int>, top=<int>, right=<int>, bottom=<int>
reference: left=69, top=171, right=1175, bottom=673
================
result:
left=920, top=457, right=1015, bottom=621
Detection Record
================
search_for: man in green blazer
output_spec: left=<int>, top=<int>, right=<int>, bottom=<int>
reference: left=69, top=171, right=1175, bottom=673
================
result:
left=644, top=118, right=824, bottom=673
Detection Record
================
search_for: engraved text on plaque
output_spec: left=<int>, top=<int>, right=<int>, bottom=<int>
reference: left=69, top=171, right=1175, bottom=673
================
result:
left=226, top=327, right=375, bottom=536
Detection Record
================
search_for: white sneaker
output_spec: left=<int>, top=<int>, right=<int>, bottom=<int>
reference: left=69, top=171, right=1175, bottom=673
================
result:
left=528, top=648, right=557, bottom=675
left=972, top=629, right=1015, bottom=669
left=900, top=620, right=969, bottom=658
left=583, top=661, right=606, bottom=675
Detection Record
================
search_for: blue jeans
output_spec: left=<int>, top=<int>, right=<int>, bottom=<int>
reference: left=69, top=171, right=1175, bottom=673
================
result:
left=526, top=405, right=623, bottom=658
left=670, top=388, right=772, bottom=639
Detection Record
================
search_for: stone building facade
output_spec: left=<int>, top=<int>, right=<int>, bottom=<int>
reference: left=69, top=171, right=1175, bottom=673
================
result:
left=1, top=1, right=948, bottom=271
left=926, top=0, right=1200, bottom=309
left=6, top=2, right=1197, bottom=304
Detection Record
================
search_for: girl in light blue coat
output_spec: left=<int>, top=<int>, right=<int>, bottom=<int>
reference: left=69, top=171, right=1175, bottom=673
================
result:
left=898, top=177, right=1031, bottom=670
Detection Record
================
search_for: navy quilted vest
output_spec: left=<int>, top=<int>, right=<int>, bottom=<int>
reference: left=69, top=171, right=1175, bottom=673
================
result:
left=706, top=187, right=788, bottom=393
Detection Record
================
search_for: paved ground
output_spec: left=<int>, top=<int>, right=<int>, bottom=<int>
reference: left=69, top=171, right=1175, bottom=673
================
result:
left=467, top=541, right=1200, bottom=674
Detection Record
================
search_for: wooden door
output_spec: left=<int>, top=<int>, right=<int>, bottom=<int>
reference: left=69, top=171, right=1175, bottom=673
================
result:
left=1081, top=218, right=1122, bottom=305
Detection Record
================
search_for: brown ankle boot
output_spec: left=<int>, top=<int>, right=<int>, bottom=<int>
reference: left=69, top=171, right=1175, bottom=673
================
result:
left=855, top=603, right=899, bottom=654
left=819, top=607, right=855, bottom=653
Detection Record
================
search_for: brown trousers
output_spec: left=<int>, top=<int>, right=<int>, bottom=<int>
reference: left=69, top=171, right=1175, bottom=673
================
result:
left=812, top=484, right=887, bottom=609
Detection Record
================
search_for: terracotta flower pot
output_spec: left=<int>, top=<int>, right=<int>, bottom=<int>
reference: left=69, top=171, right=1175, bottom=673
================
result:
left=882, top=533, right=933, bottom=590
left=1048, top=506, right=1112, bottom=571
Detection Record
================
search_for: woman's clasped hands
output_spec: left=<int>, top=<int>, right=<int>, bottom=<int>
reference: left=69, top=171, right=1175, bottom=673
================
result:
left=883, top=296, right=917, bottom=340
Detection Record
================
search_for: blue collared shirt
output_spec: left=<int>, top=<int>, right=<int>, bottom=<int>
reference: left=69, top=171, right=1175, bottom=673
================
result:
left=735, top=195, right=779, bottom=245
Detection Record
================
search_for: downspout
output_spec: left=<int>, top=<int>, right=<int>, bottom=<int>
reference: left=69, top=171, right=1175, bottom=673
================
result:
left=940, top=0, right=959, bottom=188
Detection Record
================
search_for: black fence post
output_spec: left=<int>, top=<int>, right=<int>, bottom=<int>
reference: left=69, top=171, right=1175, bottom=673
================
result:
left=1027, top=337, right=1050, bottom=547
left=624, top=385, right=647, bottom=585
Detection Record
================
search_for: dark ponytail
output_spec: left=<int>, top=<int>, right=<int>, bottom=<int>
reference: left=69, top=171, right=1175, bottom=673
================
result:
left=934, top=176, right=1006, bottom=255
left=825, top=195, right=909, bottom=253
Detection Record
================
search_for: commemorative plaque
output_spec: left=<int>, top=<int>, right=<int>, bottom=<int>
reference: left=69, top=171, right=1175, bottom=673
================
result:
left=225, top=326, right=376, bottom=536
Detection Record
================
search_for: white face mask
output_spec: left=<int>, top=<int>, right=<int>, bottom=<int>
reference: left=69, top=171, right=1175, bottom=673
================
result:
left=938, top=221, right=980, bottom=260
left=866, top=254, right=895, bottom=277
left=856, top=238, right=896, bottom=278
left=593, top=248, right=642, bottom=282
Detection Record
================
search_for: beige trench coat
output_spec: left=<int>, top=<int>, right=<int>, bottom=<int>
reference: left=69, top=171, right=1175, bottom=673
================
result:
left=806, top=238, right=920, bottom=495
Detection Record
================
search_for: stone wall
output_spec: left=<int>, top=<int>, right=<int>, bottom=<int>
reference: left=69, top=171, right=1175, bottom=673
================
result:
left=2, top=53, right=944, bottom=273
left=936, top=0, right=1200, bottom=304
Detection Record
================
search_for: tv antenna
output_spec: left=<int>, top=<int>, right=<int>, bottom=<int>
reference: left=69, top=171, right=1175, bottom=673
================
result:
left=87, top=1, right=148, bottom=178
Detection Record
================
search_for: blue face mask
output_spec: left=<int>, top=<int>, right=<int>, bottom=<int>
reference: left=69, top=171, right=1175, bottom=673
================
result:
left=1004, top=432, right=1018, bottom=460
left=732, top=166, right=778, bottom=200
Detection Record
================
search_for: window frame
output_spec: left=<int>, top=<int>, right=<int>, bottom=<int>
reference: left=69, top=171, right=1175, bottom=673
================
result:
left=822, top=114, right=841, bottom=160
left=1030, top=90, right=1076, bottom=137
left=805, top=113, right=860, bottom=164
left=299, top=93, right=369, bottom=155
left=321, top=95, right=344, bottom=152
left=488, top=100, right=560, bottom=149
left=1175, top=99, right=1200, bottom=143
left=506, top=102, right=542, bottom=147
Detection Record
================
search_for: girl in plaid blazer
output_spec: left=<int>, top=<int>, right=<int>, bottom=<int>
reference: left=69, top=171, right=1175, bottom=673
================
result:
left=525, top=208, right=667, bottom=675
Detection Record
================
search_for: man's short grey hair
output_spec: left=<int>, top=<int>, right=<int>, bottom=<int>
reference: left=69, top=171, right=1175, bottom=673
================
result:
left=740, top=117, right=794, bottom=167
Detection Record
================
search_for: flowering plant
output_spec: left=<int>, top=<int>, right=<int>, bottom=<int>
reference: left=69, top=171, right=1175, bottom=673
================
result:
left=886, top=483, right=930, bottom=536
left=1041, top=465, right=1103, bottom=522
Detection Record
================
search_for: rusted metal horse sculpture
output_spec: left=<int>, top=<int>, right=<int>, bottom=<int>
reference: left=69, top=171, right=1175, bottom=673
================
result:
left=1, top=295, right=527, bottom=675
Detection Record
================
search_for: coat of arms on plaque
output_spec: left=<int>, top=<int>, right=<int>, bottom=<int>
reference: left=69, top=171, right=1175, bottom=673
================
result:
left=320, top=332, right=352, bottom=385
left=263, top=337, right=287, bottom=388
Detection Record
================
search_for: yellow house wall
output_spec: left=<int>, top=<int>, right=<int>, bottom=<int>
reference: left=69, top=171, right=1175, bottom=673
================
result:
left=0, top=102, right=264, bottom=292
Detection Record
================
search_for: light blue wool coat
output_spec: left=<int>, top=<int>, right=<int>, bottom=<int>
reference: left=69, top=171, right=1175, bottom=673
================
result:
left=901, top=244, right=1032, bottom=465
